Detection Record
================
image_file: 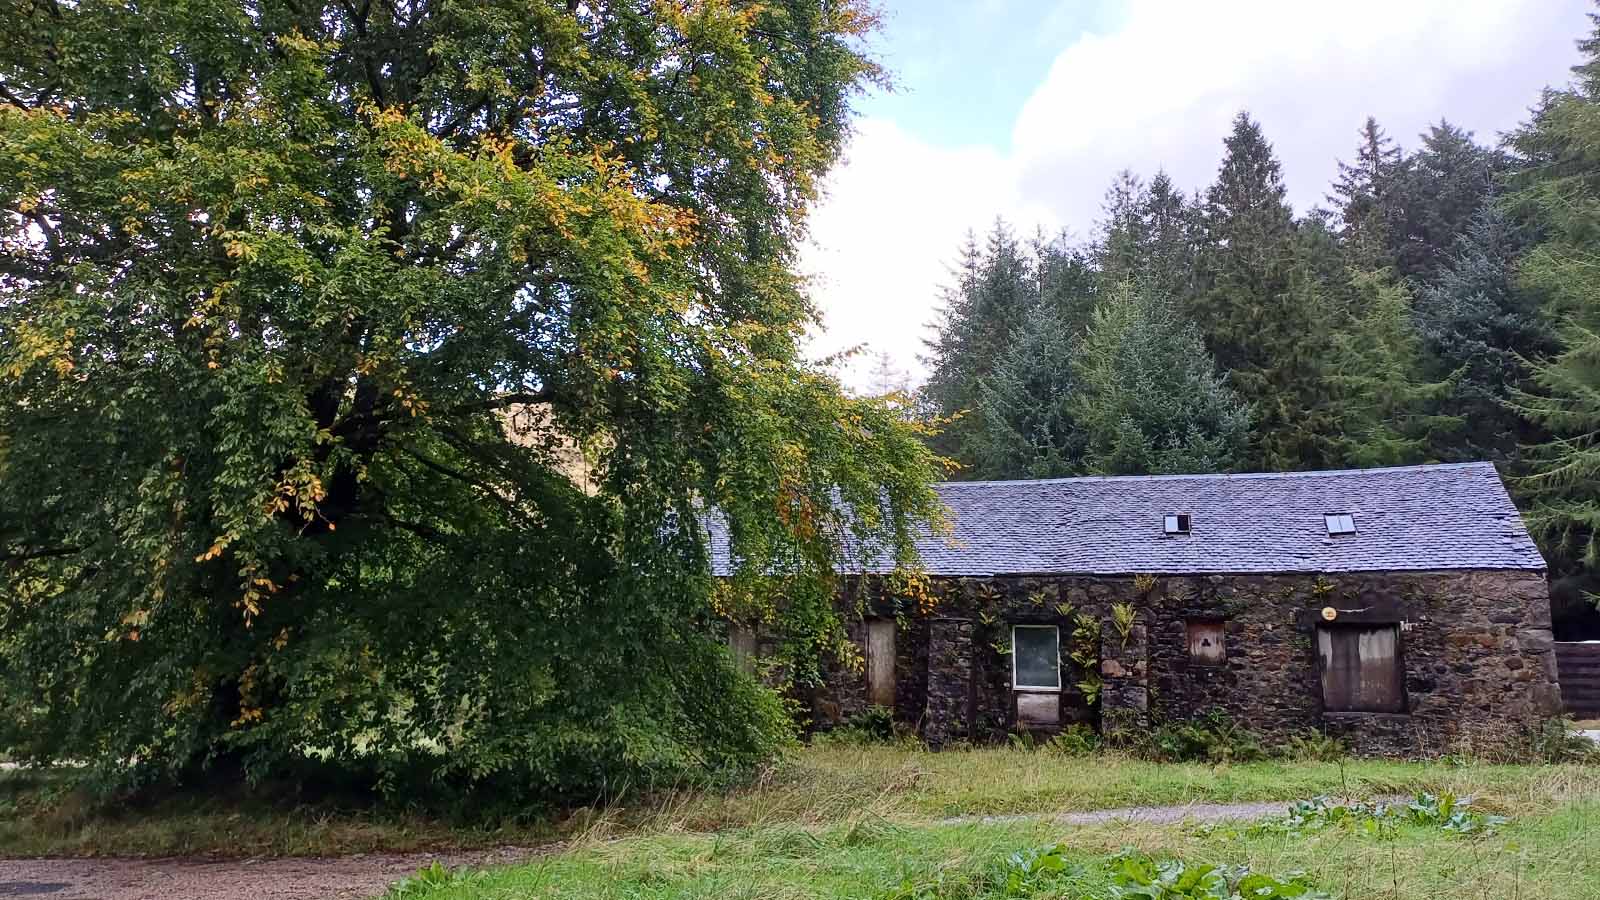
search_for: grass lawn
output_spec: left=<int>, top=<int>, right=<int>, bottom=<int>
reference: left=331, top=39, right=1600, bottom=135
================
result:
left=384, top=799, right=1600, bottom=899
left=4, top=744, right=1597, bottom=862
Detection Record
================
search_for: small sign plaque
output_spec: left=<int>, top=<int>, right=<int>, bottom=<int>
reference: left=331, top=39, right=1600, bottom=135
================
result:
left=1320, top=606, right=1338, bottom=622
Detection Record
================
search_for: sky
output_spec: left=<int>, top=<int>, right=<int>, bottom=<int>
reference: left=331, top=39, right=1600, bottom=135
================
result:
left=802, top=0, right=1596, bottom=391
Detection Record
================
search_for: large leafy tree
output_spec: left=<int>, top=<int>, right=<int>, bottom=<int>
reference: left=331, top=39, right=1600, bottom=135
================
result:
left=0, top=0, right=941, bottom=797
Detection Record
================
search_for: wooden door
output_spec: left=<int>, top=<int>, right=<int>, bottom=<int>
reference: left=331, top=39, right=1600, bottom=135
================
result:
left=866, top=619, right=896, bottom=709
left=1317, top=625, right=1405, bottom=713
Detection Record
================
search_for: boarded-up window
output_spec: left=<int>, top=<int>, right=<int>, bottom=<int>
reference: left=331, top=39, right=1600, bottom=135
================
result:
left=1187, top=619, right=1226, bottom=665
left=865, top=619, right=896, bottom=708
left=1317, top=625, right=1405, bottom=713
left=1012, top=625, right=1061, bottom=691
left=729, top=627, right=757, bottom=675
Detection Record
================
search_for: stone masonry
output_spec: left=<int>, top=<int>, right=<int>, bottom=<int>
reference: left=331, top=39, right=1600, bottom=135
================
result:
left=815, top=568, right=1561, bottom=756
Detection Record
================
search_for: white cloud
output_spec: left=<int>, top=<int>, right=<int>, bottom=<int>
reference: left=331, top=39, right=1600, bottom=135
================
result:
left=804, top=0, right=1591, bottom=390
left=800, top=118, right=1058, bottom=389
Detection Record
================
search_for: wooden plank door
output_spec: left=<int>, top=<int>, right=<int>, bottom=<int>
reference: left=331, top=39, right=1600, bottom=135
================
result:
left=866, top=619, right=896, bottom=709
left=1317, top=625, right=1405, bottom=713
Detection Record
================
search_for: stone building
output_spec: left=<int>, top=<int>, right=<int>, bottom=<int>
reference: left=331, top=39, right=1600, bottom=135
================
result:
left=721, top=462, right=1563, bottom=756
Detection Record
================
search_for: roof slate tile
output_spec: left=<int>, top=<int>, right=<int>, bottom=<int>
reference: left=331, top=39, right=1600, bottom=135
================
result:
left=708, top=462, right=1546, bottom=576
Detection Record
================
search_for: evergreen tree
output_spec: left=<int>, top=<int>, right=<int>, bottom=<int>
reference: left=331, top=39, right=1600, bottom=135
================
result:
left=1097, top=170, right=1201, bottom=303
left=1506, top=14, right=1600, bottom=575
left=1415, top=205, right=1552, bottom=462
left=1194, top=113, right=1299, bottom=372
left=1097, top=170, right=1149, bottom=283
left=1329, top=117, right=1405, bottom=268
left=1196, top=113, right=1342, bottom=470
left=1326, top=270, right=1458, bottom=466
left=969, top=304, right=1083, bottom=479
left=864, top=351, right=912, bottom=398
left=1389, top=121, right=1502, bottom=281
left=921, top=223, right=1040, bottom=465
left=1141, top=172, right=1204, bottom=303
left=1071, top=282, right=1250, bottom=475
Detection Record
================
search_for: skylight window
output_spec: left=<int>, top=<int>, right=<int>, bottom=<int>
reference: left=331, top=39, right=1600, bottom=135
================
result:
left=1325, top=513, right=1356, bottom=536
left=1164, top=513, right=1191, bottom=535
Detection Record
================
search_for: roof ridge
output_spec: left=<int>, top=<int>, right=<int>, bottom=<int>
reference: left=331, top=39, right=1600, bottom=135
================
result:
left=935, top=461, right=1496, bottom=489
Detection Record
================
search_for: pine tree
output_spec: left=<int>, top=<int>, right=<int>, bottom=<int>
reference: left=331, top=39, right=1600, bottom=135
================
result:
left=1142, top=172, right=1204, bottom=303
left=1194, top=113, right=1299, bottom=372
left=1195, top=112, right=1341, bottom=470
left=969, top=304, right=1084, bottom=479
left=1071, top=282, right=1250, bottom=475
left=1415, top=206, right=1552, bottom=462
left=921, top=223, right=1039, bottom=463
left=864, top=351, right=912, bottom=398
left=1389, top=121, right=1502, bottom=281
left=1326, top=270, right=1458, bottom=466
left=1097, top=170, right=1149, bottom=283
left=1097, top=170, right=1201, bottom=304
left=1506, top=13, right=1600, bottom=575
left=1329, top=117, right=1405, bottom=268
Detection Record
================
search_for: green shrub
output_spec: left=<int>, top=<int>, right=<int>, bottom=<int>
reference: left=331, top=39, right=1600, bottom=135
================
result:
left=1529, top=718, right=1600, bottom=764
left=1044, top=725, right=1101, bottom=756
left=816, top=706, right=897, bottom=746
left=1279, top=729, right=1346, bottom=762
left=1137, top=710, right=1264, bottom=763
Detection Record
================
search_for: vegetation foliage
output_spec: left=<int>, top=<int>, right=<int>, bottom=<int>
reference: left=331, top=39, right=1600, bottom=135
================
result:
left=0, top=0, right=943, bottom=800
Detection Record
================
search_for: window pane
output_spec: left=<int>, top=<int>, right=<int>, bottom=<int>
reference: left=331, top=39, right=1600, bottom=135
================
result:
left=1013, top=627, right=1060, bottom=689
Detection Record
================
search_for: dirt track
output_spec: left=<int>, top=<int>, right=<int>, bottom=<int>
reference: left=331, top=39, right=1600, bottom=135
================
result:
left=0, top=847, right=540, bottom=900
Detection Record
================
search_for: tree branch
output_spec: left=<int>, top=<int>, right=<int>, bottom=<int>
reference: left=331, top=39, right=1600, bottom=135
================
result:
left=2, top=545, right=83, bottom=563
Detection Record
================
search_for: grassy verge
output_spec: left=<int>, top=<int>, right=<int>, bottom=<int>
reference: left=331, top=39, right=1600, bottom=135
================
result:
left=384, top=801, right=1600, bottom=899
left=3, top=745, right=1597, bottom=858
left=0, top=768, right=559, bottom=858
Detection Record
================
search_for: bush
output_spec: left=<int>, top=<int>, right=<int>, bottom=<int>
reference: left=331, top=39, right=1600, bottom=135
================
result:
left=1528, top=718, right=1600, bottom=764
left=1136, top=710, right=1265, bottom=763
left=1279, top=729, right=1347, bottom=762
left=815, top=706, right=898, bottom=746
left=1044, top=725, right=1101, bottom=756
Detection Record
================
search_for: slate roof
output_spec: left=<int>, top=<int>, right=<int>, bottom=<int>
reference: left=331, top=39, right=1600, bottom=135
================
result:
left=708, top=462, right=1546, bottom=576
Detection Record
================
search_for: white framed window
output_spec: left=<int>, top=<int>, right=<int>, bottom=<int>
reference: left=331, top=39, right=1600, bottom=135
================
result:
left=1324, top=513, right=1356, bottom=536
left=1011, top=625, right=1061, bottom=691
left=1164, top=513, right=1191, bottom=535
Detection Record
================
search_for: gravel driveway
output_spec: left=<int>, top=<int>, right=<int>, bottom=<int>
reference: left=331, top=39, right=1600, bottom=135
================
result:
left=0, top=847, right=540, bottom=900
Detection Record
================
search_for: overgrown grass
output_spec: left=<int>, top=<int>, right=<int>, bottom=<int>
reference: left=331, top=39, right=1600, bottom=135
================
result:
left=0, top=768, right=558, bottom=858
left=384, top=801, right=1600, bottom=899
left=564, top=744, right=1600, bottom=837
left=4, top=745, right=1598, bottom=858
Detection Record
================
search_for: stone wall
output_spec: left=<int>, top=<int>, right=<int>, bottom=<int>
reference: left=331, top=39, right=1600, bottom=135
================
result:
left=816, top=569, right=1560, bottom=756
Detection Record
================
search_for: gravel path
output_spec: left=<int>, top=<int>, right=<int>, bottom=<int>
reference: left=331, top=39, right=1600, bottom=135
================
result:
left=941, top=795, right=1404, bottom=828
left=0, top=846, right=541, bottom=900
